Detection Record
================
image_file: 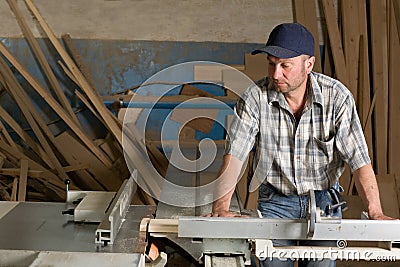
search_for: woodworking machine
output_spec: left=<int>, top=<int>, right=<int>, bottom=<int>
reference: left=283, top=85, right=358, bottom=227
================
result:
left=144, top=190, right=400, bottom=266
left=2, top=166, right=399, bottom=267
left=0, top=170, right=162, bottom=267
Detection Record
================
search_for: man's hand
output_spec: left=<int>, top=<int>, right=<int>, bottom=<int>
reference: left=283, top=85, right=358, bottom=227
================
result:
left=368, top=212, right=398, bottom=220
left=205, top=210, right=248, bottom=217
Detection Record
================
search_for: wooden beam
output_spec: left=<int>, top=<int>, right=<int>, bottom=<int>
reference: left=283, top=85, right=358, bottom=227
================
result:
left=61, top=34, right=96, bottom=89
left=24, top=0, right=123, bottom=145
left=357, top=0, right=373, bottom=164
left=341, top=0, right=361, bottom=101
left=388, top=1, right=400, bottom=174
left=293, top=0, right=322, bottom=72
left=321, top=0, right=349, bottom=86
left=6, top=0, right=80, bottom=127
left=10, top=178, right=18, bottom=201
left=0, top=118, right=17, bottom=150
left=17, top=159, right=28, bottom=202
left=0, top=42, right=113, bottom=168
left=394, top=0, right=400, bottom=44
left=369, top=0, right=389, bottom=174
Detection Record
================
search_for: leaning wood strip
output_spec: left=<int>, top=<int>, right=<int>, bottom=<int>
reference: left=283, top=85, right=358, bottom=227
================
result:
left=10, top=178, right=18, bottom=201
left=0, top=42, right=113, bottom=168
left=17, top=159, right=28, bottom=201
left=0, top=56, right=70, bottom=182
left=293, top=0, right=322, bottom=72
left=369, top=0, right=389, bottom=174
left=321, top=0, right=349, bottom=86
left=55, top=131, right=120, bottom=191
left=6, top=0, right=80, bottom=127
left=388, top=4, right=400, bottom=174
left=61, top=34, right=96, bottom=89
left=357, top=0, right=373, bottom=164
left=24, top=0, right=123, bottom=145
left=394, top=0, right=400, bottom=43
left=341, top=0, right=361, bottom=101
left=0, top=119, right=17, bottom=150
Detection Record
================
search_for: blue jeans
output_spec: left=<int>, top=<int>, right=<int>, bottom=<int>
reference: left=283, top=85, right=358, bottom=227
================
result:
left=257, top=183, right=341, bottom=267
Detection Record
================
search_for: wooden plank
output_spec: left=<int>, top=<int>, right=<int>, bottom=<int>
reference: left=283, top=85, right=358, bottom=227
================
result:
left=0, top=168, right=43, bottom=178
left=394, top=0, right=400, bottom=43
left=0, top=42, right=113, bottom=168
left=61, top=34, right=96, bottom=89
left=10, top=178, right=18, bottom=201
left=0, top=118, right=17, bottom=150
left=341, top=0, right=361, bottom=101
left=17, top=159, right=28, bottom=202
left=321, top=0, right=349, bottom=86
left=376, top=174, right=400, bottom=218
left=6, top=0, right=80, bottom=127
left=293, top=0, right=322, bottom=72
left=54, top=131, right=121, bottom=191
left=24, top=0, right=123, bottom=146
left=357, top=0, right=373, bottom=164
left=388, top=1, right=400, bottom=174
left=369, top=0, right=389, bottom=174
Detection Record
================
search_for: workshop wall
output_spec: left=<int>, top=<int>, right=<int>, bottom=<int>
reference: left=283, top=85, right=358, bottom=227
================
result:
left=0, top=0, right=293, bottom=94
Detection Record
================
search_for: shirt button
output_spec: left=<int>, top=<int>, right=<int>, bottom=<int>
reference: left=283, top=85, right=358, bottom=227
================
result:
left=296, top=156, right=300, bottom=160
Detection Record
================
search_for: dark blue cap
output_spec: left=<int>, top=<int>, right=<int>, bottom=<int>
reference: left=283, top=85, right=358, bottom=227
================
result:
left=251, top=23, right=314, bottom=58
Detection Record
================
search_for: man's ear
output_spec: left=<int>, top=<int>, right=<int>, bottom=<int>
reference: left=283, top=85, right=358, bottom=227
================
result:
left=306, top=56, right=315, bottom=74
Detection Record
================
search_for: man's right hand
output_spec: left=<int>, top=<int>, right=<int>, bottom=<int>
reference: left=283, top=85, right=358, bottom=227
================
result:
left=205, top=210, right=248, bottom=217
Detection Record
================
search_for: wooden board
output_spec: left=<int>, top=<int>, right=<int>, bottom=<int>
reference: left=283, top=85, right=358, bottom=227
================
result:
left=369, top=0, right=389, bottom=175
left=388, top=2, right=400, bottom=174
left=341, top=0, right=361, bottom=101
left=54, top=131, right=121, bottom=191
left=17, top=159, right=28, bottom=202
left=293, top=0, right=322, bottom=72
left=321, top=0, right=348, bottom=86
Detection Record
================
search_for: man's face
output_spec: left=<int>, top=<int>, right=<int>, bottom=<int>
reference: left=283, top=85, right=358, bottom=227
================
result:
left=267, top=55, right=314, bottom=94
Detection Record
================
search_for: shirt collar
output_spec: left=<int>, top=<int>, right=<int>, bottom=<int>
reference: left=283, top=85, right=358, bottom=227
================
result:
left=265, top=72, right=324, bottom=107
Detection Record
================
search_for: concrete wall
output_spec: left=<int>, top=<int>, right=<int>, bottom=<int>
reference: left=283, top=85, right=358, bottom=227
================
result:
left=1, top=0, right=293, bottom=43
left=0, top=0, right=294, bottom=139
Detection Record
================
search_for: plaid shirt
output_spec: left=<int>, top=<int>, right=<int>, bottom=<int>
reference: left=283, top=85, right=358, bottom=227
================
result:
left=225, top=72, right=371, bottom=195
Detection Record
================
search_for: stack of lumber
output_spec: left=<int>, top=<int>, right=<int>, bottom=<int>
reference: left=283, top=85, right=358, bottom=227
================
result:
left=0, top=0, right=133, bottom=202
left=295, top=0, right=400, bottom=213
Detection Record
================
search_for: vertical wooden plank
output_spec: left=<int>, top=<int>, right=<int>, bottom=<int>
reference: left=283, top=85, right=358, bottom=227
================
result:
left=341, top=0, right=361, bottom=102
left=388, top=0, right=400, bottom=174
left=369, top=0, right=389, bottom=174
left=321, top=0, right=349, bottom=86
left=394, top=0, right=400, bottom=42
left=17, top=159, right=28, bottom=202
left=293, top=0, right=322, bottom=72
left=10, top=178, right=18, bottom=201
left=357, top=0, right=373, bottom=164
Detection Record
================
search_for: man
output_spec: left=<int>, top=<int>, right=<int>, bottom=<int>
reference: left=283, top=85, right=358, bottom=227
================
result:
left=209, top=23, right=394, bottom=266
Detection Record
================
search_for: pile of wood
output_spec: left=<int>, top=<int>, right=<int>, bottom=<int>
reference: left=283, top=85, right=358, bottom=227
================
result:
left=0, top=0, right=133, bottom=202
left=295, top=0, right=400, bottom=212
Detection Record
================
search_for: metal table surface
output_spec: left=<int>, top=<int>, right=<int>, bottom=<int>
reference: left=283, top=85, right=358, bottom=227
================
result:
left=0, top=201, right=155, bottom=266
